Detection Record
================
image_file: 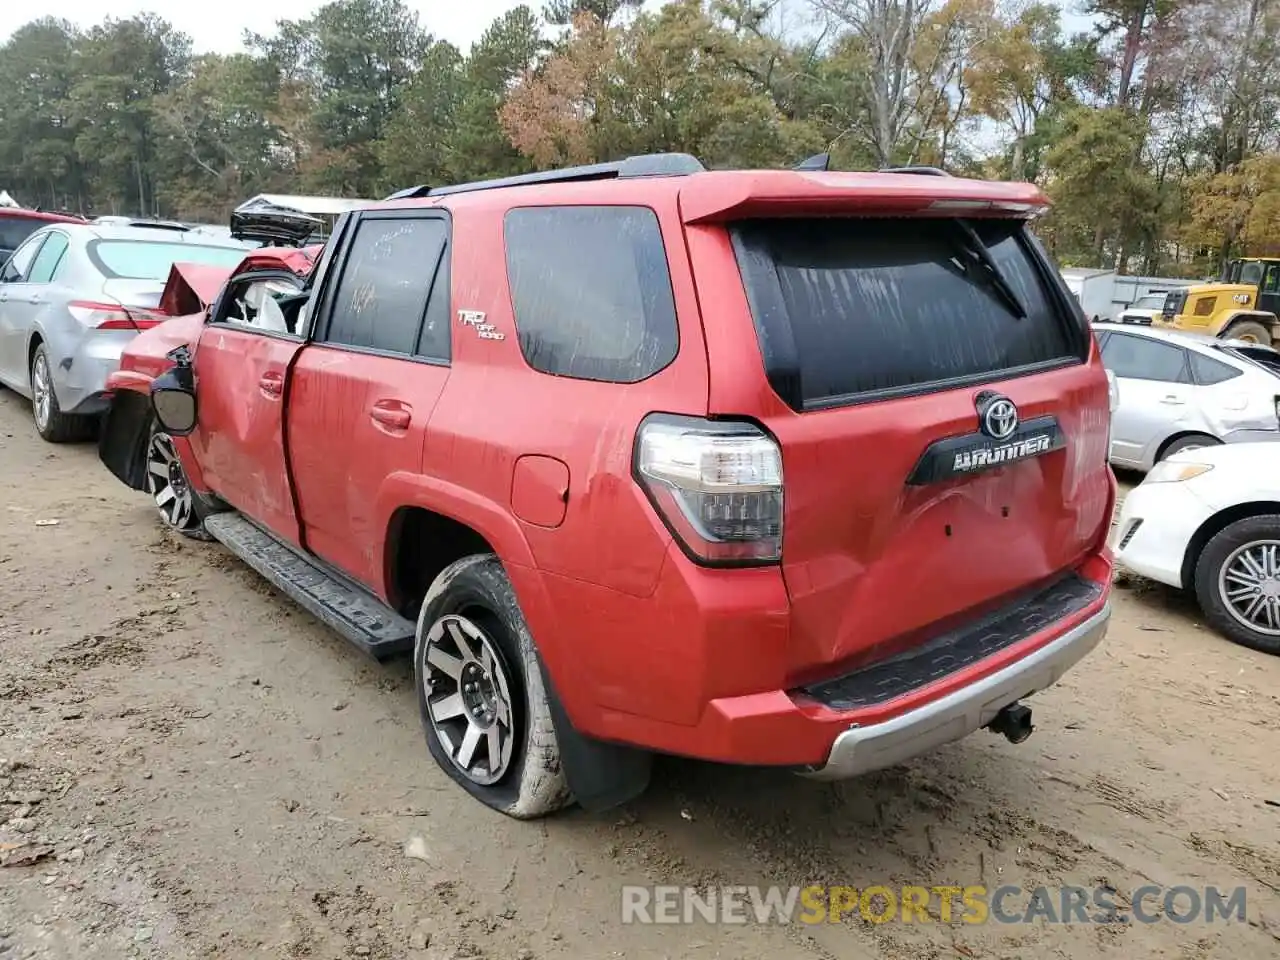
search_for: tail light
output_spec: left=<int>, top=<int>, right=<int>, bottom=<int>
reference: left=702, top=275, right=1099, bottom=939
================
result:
left=68, top=300, right=165, bottom=331
left=634, top=414, right=783, bottom=566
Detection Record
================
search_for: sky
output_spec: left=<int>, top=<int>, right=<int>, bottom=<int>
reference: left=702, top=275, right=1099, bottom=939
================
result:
left=6, top=1, right=1095, bottom=55
left=2, top=0, right=530, bottom=53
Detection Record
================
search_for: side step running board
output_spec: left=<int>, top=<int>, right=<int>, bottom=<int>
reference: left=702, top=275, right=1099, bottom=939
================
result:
left=203, top=513, right=415, bottom=660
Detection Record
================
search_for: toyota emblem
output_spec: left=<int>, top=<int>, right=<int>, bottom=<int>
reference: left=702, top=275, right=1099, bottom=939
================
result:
left=976, top=391, right=1019, bottom=440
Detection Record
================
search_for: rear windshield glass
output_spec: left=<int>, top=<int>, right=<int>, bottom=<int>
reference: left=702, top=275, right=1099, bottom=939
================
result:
left=0, top=216, right=43, bottom=254
left=1228, top=345, right=1280, bottom=377
left=87, top=239, right=248, bottom=280
left=732, top=218, right=1081, bottom=408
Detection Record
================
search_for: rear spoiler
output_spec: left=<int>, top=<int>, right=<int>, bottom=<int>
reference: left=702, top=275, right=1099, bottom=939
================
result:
left=679, top=171, right=1050, bottom=224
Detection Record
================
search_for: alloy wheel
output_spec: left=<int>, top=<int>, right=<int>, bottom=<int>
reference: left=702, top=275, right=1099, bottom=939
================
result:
left=421, top=614, right=516, bottom=786
left=1218, top=539, right=1280, bottom=636
left=31, top=353, right=51, bottom=431
left=145, top=431, right=196, bottom=530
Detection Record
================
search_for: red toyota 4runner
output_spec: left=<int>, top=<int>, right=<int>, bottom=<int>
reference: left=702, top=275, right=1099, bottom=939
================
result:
left=99, top=154, right=1115, bottom=819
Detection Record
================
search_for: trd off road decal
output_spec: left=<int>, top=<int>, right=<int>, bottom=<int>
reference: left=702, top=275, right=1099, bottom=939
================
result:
left=459, top=309, right=505, bottom=341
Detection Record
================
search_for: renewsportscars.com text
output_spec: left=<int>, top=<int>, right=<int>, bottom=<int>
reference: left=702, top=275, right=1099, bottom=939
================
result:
left=620, top=884, right=1248, bottom=926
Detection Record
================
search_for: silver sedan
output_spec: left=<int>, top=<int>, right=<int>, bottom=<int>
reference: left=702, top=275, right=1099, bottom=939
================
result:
left=1095, top=322, right=1280, bottom=471
left=0, top=222, right=250, bottom=441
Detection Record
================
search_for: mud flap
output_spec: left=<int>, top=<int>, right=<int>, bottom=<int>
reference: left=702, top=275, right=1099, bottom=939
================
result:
left=97, top=392, right=152, bottom=491
left=536, top=660, right=652, bottom=813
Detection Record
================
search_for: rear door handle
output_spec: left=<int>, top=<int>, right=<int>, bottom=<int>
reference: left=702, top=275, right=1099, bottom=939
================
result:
left=258, top=372, right=284, bottom=399
left=1160, top=395, right=1185, bottom=405
left=370, top=400, right=411, bottom=430
left=25, top=295, right=44, bottom=305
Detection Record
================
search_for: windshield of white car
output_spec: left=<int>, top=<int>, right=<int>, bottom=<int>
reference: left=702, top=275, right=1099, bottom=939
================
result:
left=87, top=239, right=248, bottom=280
left=1134, top=295, right=1166, bottom=309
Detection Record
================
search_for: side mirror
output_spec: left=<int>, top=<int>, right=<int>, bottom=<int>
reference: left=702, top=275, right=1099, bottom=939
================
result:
left=150, top=364, right=197, bottom=436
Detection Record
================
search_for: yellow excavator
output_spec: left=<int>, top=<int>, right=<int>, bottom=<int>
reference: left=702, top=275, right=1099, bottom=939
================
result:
left=1153, top=257, right=1280, bottom=345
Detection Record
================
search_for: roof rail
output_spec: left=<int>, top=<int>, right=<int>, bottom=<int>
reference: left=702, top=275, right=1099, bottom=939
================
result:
left=881, top=165, right=951, bottom=177
left=381, top=152, right=706, bottom=202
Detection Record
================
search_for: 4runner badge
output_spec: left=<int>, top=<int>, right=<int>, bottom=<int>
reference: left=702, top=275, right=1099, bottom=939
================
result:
left=459, top=309, right=505, bottom=341
left=904, top=391, right=1065, bottom=486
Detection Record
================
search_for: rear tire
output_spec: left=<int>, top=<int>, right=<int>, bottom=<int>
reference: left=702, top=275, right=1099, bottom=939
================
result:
left=30, top=344, right=96, bottom=443
left=1158, top=434, right=1220, bottom=462
left=414, top=554, right=572, bottom=819
left=144, top=423, right=213, bottom=540
left=1223, top=320, right=1272, bottom=346
left=1194, top=515, right=1280, bottom=656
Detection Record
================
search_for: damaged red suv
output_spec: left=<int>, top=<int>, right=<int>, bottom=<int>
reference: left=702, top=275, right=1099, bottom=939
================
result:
left=100, top=155, right=1114, bottom=818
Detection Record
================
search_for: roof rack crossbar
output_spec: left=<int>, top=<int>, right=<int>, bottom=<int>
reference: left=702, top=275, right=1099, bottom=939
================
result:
left=880, top=165, right=951, bottom=177
left=382, top=152, right=705, bottom=202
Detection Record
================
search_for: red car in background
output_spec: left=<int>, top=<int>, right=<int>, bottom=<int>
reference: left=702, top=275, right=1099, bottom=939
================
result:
left=0, top=207, right=85, bottom=263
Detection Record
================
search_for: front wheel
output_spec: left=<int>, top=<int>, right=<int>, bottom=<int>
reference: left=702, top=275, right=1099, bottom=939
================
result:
left=144, top=425, right=212, bottom=540
left=414, top=555, right=572, bottom=819
left=1194, top=515, right=1280, bottom=656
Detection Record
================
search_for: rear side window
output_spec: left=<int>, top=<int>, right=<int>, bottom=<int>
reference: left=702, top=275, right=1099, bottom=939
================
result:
left=1189, top=351, right=1242, bottom=385
left=505, top=206, right=678, bottom=383
left=27, top=233, right=70, bottom=283
left=322, top=216, right=449, bottom=357
left=1100, top=334, right=1188, bottom=383
left=732, top=218, right=1080, bottom=409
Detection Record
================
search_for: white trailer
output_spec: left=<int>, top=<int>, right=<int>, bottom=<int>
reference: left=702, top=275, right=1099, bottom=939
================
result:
left=1060, top=268, right=1116, bottom=322
left=1059, top=268, right=1197, bottom=322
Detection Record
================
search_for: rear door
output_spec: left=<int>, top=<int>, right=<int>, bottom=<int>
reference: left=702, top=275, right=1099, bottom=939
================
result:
left=689, top=214, right=1111, bottom=675
left=1100, top=332, right=1193, bottom=464
left=287, top=209, right=452, bottom=588
left=188, top=270, right=307, bottom=544
left=0, top=233, right=49, bottom=389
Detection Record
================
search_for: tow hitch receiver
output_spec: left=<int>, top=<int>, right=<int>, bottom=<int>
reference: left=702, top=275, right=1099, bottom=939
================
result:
left=987, top=702, right=1034, bottom=744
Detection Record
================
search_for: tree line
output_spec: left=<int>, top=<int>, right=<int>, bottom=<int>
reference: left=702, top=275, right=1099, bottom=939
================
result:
left=1, top=0, right=1278, bottom=277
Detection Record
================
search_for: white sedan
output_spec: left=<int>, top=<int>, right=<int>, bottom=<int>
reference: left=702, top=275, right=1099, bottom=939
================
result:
left=1095, top=322, right=1280, bottom=471
left=1113, top=442, right=1280, bottom=655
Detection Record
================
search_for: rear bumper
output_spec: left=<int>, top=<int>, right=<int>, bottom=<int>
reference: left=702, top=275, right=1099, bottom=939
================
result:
left=804, top=603, right=1110, bottom=779
left=551, top=548, right=1114, bottom=770
left=52, top=330, right=134, bottom=414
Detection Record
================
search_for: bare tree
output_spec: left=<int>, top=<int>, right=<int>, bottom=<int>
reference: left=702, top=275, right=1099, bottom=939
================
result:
left=810, top=0, right=936, bottom=164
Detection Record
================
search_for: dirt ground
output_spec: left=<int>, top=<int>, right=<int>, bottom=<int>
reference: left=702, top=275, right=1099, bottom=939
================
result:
left=1, top=390, right=1279, bottom=960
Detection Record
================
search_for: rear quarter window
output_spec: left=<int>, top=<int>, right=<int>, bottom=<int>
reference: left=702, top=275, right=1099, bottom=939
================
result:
left=504, top=205, right=679, bottom=383
left=732, top=217, right=1083, bottom=409
left=1189, top=350, right=1242, bottom=385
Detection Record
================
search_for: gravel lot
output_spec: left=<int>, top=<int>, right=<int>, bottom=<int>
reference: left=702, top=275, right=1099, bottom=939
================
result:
left=1, top=388, right=1278, bottom=959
